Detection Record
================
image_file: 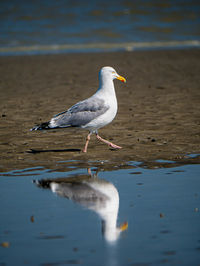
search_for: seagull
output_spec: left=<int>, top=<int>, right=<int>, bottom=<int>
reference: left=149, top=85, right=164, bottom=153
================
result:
left=31, top=66, right=126, bottom=153
left=34, top=169, right=128, bottom=243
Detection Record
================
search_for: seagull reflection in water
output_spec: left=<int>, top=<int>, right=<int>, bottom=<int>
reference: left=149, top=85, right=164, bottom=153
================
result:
left=34, top=169, right=128, bottom=243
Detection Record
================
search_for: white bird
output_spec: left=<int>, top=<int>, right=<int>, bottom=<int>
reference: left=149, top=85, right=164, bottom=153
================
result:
left=34, top=171, right=128, bottom=243
left=31, top=66, right=126, bottom=153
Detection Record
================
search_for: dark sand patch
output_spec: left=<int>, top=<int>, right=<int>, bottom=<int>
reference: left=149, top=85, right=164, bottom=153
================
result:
left=0, top=49, right=200, bottom=172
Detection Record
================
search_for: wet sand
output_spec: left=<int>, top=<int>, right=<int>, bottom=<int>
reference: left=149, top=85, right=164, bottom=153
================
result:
left=0, top=49, right=200, bottom=172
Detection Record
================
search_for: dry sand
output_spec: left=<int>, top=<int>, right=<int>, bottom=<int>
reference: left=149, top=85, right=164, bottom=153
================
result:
left=0, top=49, right=200, bottom=172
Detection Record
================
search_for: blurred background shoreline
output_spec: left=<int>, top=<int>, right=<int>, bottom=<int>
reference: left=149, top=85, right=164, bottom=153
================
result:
left=1, top=0, right=200, bottom=56
left=1, top=40, right=200, bottom=56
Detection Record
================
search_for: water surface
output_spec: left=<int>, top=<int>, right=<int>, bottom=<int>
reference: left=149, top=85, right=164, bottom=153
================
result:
left=0, top=0, right=200, bottom=55
left=1, top=158, right=200, bottom=265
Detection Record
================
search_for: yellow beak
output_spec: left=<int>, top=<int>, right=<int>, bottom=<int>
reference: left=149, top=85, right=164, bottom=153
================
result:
left=119, top=221, right=128, bottom=231
left=117, top=75, right=126, bottom=83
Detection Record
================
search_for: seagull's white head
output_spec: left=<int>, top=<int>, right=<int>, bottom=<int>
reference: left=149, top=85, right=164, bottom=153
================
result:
left=99, top=66, right=126, bottom=84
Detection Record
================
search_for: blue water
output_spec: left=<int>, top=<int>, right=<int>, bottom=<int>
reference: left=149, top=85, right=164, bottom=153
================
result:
left=0, top=161, right=200, bottom=265
left=0, top=0, right=200, bottom=55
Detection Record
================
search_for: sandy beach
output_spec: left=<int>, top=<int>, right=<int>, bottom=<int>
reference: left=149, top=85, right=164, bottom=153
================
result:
left=0, top=49, right=200, bottom=172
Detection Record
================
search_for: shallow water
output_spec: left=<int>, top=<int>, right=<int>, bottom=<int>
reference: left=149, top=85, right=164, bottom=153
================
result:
left=1, top=158, right=200, bottom=265
left=0, top=0, right=200, bottom=55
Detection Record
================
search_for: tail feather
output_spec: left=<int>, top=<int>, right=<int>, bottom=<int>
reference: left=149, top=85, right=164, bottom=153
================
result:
left=30, top=121, right=50, bottom=131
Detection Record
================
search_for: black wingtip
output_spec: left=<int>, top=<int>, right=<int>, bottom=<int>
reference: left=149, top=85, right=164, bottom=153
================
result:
left=30, top=121, right=50, bottom=131
left=33, top=179, right=51, bottom=188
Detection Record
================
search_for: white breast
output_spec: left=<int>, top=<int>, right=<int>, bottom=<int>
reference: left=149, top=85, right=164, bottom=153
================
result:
left=82, top=96, right=118, bottom=131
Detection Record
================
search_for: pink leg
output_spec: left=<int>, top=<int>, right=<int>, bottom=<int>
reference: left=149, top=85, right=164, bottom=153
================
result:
left=87, top=168, right=92, bottom=175
left=96, top=134, right=122, bottom=149
left=82, top=133, right=91, bottom=153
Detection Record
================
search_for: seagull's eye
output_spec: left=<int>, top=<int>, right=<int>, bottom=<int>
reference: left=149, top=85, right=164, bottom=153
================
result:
left=112, top=71, right=115, bottom=74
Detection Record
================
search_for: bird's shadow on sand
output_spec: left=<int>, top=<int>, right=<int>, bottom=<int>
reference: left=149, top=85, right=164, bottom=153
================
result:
left=27, top=148, right=81, bottom=154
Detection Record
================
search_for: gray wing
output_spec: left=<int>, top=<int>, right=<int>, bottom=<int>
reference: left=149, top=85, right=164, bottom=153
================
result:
left=50, top=97, right=109, bottom=128
left=51, top=182, right=108, bottom=209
